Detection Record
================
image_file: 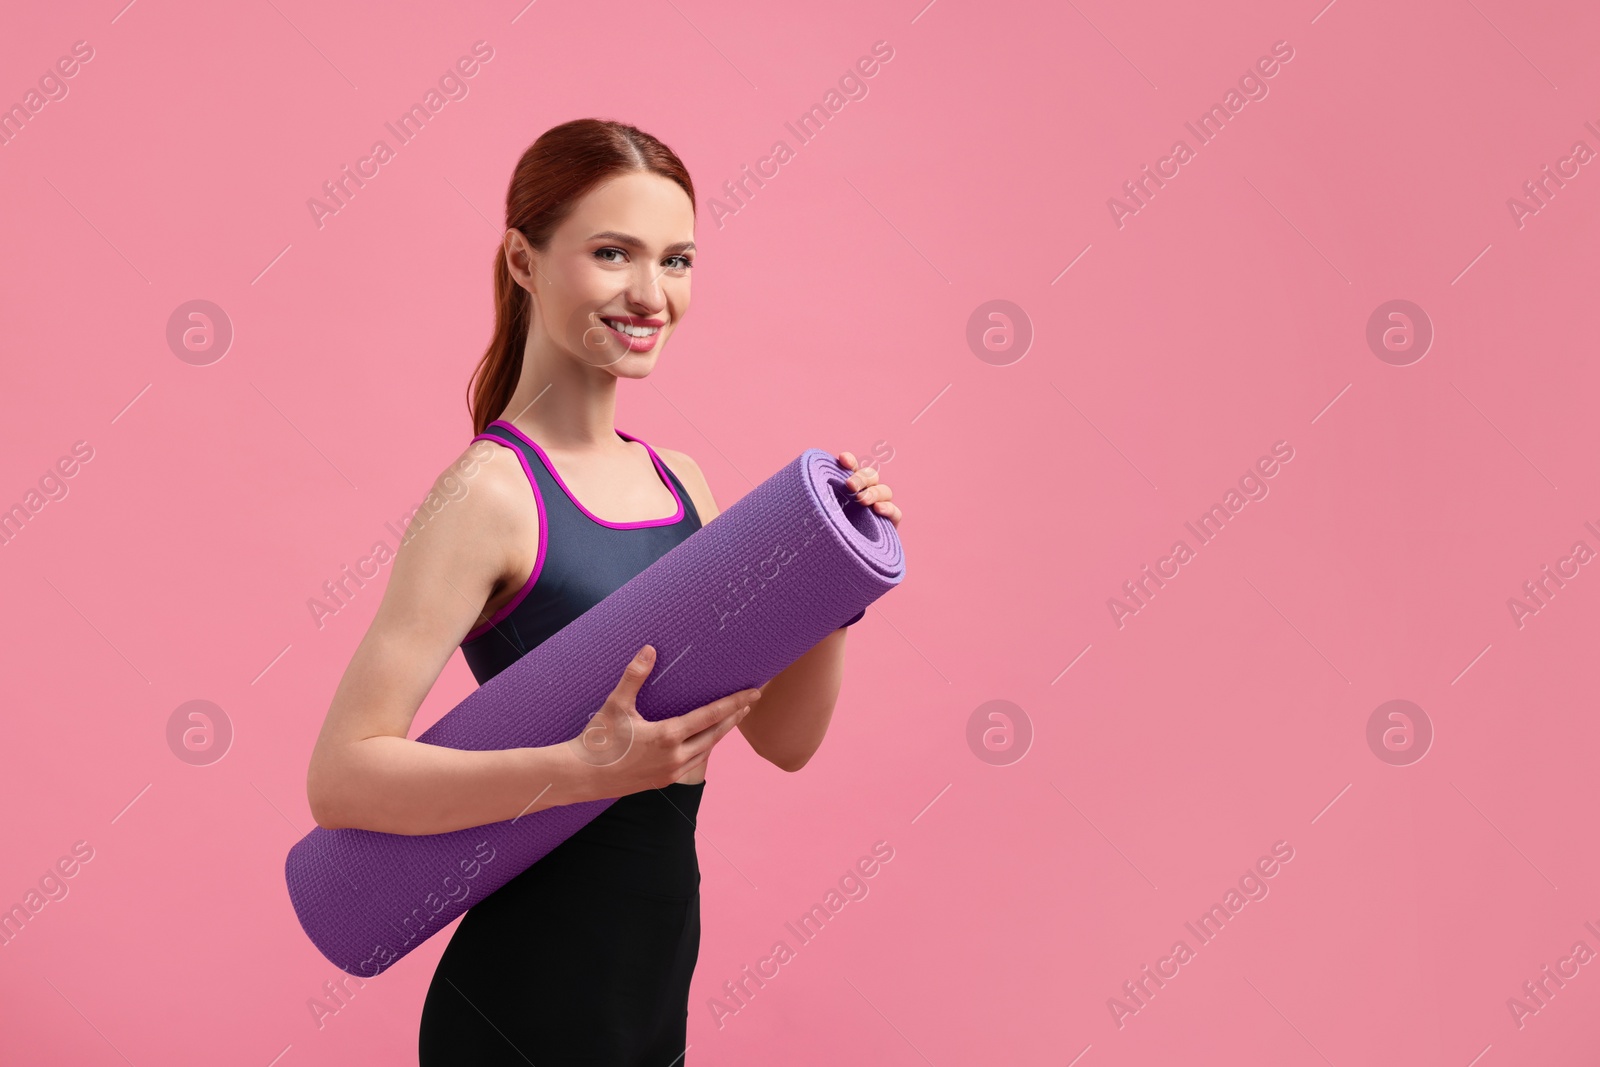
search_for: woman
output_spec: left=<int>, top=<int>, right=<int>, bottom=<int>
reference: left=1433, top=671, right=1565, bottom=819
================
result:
left=303, top=118, right=902, bottom=1065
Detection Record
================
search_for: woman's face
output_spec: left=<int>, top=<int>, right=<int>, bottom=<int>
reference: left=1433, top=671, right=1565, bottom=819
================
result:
left=515, top=170, right=695, bottom=378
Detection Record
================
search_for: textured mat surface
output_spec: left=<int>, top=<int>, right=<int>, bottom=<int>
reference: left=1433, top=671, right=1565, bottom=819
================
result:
left=285, top=448, right=905, bottom=975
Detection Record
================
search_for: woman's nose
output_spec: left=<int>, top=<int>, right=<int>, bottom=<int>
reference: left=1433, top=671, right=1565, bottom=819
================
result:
left=625, top=265, right=668, bottom=309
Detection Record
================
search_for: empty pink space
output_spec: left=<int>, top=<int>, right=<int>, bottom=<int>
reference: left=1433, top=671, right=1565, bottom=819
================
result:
left=2, top=0, right=1598, bottom=1064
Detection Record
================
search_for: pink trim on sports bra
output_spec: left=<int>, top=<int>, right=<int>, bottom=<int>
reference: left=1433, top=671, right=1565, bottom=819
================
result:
left=462, top=433, right=549, bottom=643
left=487, top=419, right=685, bottom=530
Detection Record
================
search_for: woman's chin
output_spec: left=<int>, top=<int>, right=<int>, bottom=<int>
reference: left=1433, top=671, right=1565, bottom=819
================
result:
left=610, top=351, right=661, bottom=378
left=571, top=346, right=660, bottom=377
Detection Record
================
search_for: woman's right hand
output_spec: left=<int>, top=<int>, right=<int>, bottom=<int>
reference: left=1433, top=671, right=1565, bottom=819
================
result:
left=570, top=644, right=761, bottom=796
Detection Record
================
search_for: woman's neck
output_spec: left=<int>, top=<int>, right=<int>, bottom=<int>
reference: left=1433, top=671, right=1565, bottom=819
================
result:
left=500, top=336, right=624, bottom=449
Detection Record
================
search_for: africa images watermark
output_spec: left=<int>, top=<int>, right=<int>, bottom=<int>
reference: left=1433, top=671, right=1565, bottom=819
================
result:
left=0, top=840, right=96, bottom=949
left=1505, top=518, right=1599, bottom=630
left=707, top=40, right=896, bottom=229
left=1506, top=117, right=1600, bottom=230
left=1108, top=839, right=1296, bottom=1029
left=707, top=840, right=896, bottom=1029
left=307, top=439, right=497, bottom=629
left=1107, top=39, right=1297, bottom=228
left=0, top=439, right=95, bottom=549
left=306, top=41, right=496, bottom=230
left=0, top=39, right=96, bottom=149
left=350, top=838, right=499, bottom=979
left=1505, top=917, right=1600, bottom=1030
left=1106, top=440, right=1296, bottom=629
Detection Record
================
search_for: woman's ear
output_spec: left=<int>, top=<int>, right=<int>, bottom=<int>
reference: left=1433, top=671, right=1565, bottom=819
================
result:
left=504, top=230, right=538, bottom=294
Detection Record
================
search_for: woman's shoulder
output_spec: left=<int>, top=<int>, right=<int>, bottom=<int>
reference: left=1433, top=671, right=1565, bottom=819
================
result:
left=652, top=446, right=719, bottom=524
left=403, top=435, right=537, bottom=551
left=651, top=445, right=699, bottom=477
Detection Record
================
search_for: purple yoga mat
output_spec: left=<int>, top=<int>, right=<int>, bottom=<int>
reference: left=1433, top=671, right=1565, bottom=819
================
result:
left=285, top=447, right=905, bottom=976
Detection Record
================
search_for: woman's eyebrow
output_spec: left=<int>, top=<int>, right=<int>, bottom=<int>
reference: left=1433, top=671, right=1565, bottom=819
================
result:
left=588, top=231, right=696, bottom=254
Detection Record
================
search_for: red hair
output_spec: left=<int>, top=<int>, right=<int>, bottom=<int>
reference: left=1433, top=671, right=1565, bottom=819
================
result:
left=466, top=119, right=696, bottom=434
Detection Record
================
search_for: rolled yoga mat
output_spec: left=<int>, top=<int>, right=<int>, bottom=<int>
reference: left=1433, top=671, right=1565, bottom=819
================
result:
left=285, top=447, right=905, bottom=976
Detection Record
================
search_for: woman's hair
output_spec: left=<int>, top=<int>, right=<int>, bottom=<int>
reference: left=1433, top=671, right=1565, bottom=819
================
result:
left=467, top=119, right=696, bottom=434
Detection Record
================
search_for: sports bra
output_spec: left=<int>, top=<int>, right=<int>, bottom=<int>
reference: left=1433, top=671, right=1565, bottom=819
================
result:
left=459, top=418, right=702, bottom=683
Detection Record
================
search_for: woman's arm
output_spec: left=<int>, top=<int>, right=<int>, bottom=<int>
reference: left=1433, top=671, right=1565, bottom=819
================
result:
left=743, top=628, right=849, bottom=772
left=305, top=442, right=602, bottom=835
left=657, top=448, right=886, bottom=772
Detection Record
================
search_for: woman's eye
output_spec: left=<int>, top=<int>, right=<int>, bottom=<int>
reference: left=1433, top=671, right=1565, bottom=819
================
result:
left=594, top=247, right=690, bottom=271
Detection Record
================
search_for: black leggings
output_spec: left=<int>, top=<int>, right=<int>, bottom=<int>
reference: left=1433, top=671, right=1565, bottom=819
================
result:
left=419, top=782, right=705, bottom=1066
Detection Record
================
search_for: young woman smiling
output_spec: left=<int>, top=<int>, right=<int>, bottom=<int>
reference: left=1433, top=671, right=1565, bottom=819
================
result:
left=302, top=119, right=902, bottom=1066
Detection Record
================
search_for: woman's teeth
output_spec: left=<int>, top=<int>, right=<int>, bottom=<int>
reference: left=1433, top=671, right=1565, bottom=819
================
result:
left=602, top=318, right=660, bottom=338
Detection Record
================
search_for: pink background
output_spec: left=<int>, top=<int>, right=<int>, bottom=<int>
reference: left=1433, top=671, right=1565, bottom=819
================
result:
left=3, top=0, right=1598, bottom=1063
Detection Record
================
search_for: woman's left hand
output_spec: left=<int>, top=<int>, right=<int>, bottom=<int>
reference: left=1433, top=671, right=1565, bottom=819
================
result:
left=837, top=452, right=901, bottom=529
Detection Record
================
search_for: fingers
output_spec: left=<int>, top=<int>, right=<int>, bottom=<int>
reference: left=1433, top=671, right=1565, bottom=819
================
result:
left=670, top=749, right=712, bottom=786
left=677, top=754, right=709, bottom=781
left=840, top=454, right=898, bottom=522
left=844, top=467, right=887, bottom=514
left=853, top=483, right=892, bottom=507
left=608, top=645, right=656, bottom=710
left=843, top=472, right=899, bottom=525
left=681, top=702, right=752, bottom=757
left=672, top=687, right=761, bottom=737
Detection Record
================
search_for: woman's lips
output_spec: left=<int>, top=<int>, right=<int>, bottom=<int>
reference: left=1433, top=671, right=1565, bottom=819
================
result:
left=601, top=318, right=662, bottom=353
